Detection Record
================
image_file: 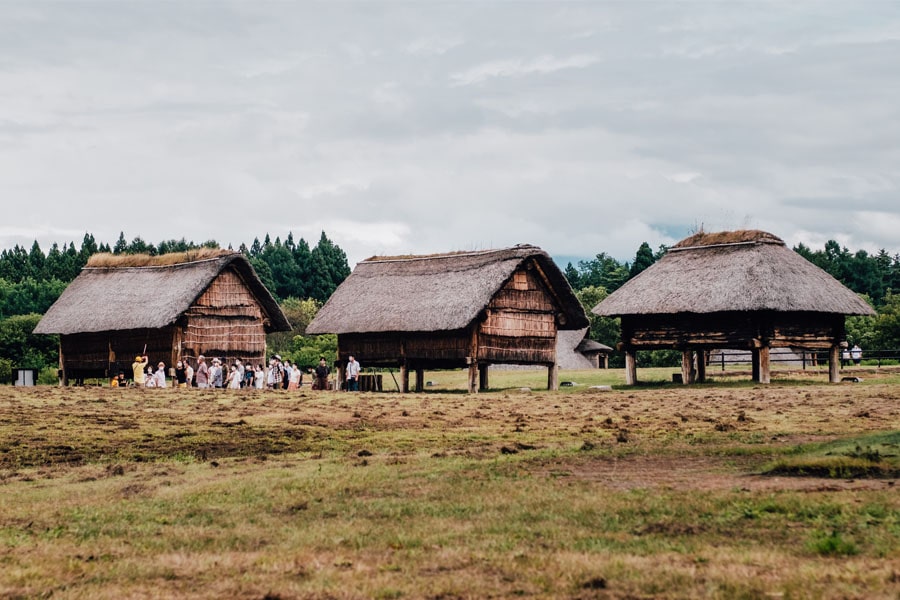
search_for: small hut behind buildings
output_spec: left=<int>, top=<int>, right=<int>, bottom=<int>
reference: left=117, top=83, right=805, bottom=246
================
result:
left=305, top=245, right=589, bottom=392
left=592, top=230, right=875, bottom=385
left=35, top=250, right=290, bottom=384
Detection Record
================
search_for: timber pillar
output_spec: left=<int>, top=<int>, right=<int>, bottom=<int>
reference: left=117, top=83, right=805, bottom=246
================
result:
left=548, top=362, right=559, bottom=391
left=624, top=350, right=637, bottom=385
left=681, top=350, right=694, bottom=384
left=399, top=363, right=409, bottom=393
left=829, top=344, right=841, bottom=383
left=467, top=359, right=478, bottom=394
left=696, top=350, right=707, bottom=383
left=415, top=368, right=425, bottom=393
left=751, top=347, right=771, bottom=384
left=479, top=363, right=489, bottom=391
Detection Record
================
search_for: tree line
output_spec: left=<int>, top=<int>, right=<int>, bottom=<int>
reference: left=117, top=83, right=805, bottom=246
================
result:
left=3, top=231, right=900, bottom=381
left=0, top=231, right=350, bottom=319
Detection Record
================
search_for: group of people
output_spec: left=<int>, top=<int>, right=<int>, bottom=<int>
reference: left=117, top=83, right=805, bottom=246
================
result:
left=119, top=353, right=361, bottom=390
left=841, top=343, right=864, bottom=367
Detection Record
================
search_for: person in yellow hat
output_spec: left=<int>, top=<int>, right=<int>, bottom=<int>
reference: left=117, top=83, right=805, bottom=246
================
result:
left=132, top=354, right=148, bottom=386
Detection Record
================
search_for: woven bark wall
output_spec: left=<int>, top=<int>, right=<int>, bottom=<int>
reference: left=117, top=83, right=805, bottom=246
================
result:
left=478, top=265, right=558, bottom=364
left=181, top=268, right=267, bottom=366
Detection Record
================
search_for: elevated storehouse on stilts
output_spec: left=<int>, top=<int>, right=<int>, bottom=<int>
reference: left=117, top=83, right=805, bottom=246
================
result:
left=305, top=245, right=589, bottom=392
left=592, top=230, right=875, bottom=385
left=35, top=250, right=290, bottom=384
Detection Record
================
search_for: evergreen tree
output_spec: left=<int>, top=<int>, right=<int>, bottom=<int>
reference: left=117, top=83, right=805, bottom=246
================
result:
left=629, top=242, right=656, bottom=278
left=113, top=232, right=128, bottom=254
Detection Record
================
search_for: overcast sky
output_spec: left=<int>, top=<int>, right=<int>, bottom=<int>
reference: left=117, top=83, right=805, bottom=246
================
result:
left=2, top=2, right=899, bottom=266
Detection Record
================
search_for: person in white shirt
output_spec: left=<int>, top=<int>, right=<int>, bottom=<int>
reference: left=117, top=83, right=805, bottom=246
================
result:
left=153, top=362, right=167, bottom=388
left=346, top=355, right=361, bottom=391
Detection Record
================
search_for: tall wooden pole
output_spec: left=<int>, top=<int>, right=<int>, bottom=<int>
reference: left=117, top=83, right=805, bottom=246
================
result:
left=479, top=363, right=489, bottom=391
left=415, top=368, right=424, bottom=392
left=624, top=350, right=637, bottom=385
left=758, top=346, right=771, bottom=384
left=696, top=350, right=707, bottom=383
left=751, top=348, right=761, bottom=382
left=681, top=350, right=693, bottom=385
left=829, top=344, right=841, bottom=383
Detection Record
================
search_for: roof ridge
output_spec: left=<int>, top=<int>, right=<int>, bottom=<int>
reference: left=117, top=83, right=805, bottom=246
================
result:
left=364, top=245, right=538, bottom=264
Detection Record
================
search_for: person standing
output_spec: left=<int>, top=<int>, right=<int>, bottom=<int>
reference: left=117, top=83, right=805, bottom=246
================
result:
left=132, top=354, right=148, bottom=386
left=174, top=360, right=188, bottom=388
left=255, top=364, right=265, bottom=389
left=153, top=362, right=167, bottom=388
left=196, top=355, right=209, bottom=388
left=315, top=357, right=330, bottom=391
left=288, top=362, right=302, bottom=390
left=185, top=361, right=194, bottom=387
left=346, top=355, right=361, bottom=391
left=210, top=359, right=224, bottom=388
left=851, top=344, right=863, bottom=365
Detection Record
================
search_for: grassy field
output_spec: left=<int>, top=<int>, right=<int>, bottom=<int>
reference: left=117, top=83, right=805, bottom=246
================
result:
left=1, top=367, right=899, bottom=599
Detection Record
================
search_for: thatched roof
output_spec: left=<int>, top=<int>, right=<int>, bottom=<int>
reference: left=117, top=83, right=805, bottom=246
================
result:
left=593, top=230, right=875, bottom=317
left=306, top=245, right=588, bottom=335
left=35, top=252, right=291, bottom=335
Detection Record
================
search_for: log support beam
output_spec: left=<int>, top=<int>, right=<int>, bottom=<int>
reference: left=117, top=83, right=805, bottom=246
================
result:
left=696, top=350, right=707, bottom=383
left=624, top=350, right=637, bottom=385
left=479, top=363, right=489, bottom=391
left=681, top=350, right=694, bottom=385
left=548, top=362, right=559, bottom=391
left=752, top=346, right=771, bottom=384
left=829, top=344, right=841, bottom=383
left=415, top=368, right=425, bottom=393
left=399, top=363, right=409, bottom=394
left=467, top=361, right=479, bottom=394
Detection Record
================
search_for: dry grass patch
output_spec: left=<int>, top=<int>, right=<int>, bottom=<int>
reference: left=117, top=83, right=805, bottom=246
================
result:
left=1, top=380, right=898, bottom=598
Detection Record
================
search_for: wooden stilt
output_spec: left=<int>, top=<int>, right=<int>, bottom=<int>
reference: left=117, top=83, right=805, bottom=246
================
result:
left=625, top=350, right=637, bottom=385
left=681, top=350, right=693, bottom=385
left=467, top=362, right=479, bottom=394
left=829, top=344, right=841, bottom=383
left=696, top=351, right=707, bottom=383
left=399, top=363, right=409, bottom=393
left=479, top=363, right=489, bottom=391
left=751, top=349, right=761, bottom=382
left=548, top=362, right=559, bottom=391
left=415, top=368, right=424, bottom=392
left=759, top=346, right=771, bottom=384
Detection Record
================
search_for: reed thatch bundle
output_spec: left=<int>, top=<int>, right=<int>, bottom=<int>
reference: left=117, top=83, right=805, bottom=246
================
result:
left=593, top=230, right=875, bottom=317
left=35, top=252, right=290, bottom=335
left=306, top=245, right=588, bottom=335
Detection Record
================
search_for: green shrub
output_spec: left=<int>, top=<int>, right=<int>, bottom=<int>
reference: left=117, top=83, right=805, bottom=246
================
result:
left=808, top=530, right=859, bottom=557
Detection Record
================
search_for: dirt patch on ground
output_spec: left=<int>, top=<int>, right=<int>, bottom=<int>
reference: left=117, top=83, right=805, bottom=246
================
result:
left=540, top=454, right=898, bottom=492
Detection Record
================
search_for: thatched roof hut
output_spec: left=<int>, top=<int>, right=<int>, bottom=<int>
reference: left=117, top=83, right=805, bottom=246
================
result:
left=35, top=250, right=290, bottom=383
left=592, top=230, right=874, bottom=384
left=306, top=244, right=588, bottom=392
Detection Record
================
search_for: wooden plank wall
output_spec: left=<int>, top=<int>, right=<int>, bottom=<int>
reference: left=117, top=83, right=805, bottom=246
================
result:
left=181, top=268, right=267, bottom=365
left=478, top=266, right=558, bottom=364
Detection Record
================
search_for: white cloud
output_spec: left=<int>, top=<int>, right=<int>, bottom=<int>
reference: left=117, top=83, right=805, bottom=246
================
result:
left=450, top=54, right=600, bottom=86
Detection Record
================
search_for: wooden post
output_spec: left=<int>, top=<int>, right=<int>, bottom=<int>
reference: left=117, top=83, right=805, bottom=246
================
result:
left=751, top=348, right=761, bottom=382
left=478, top=363, right=489, bottom=391
left=624, top=350, right=637, bottom=385
left=415, top=368, right=424, bottom=392
left=829, top=344, right=841, bottom=383
left=59, top=342, right=67, bottom=387
left=681, top=350, right=693, bottom=385
left=696, top=350, right=707, bottom=383
left=548, top=362, right=559, bottom=391
left=467, top=325, right=479, bottom=394
left=759, top=346, right=771, bottom=384
left=399, top=362, right=409, bottom=393
left=467, top=361, right=479, bottom=394
left=601, top=354, right=608, bottom=369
